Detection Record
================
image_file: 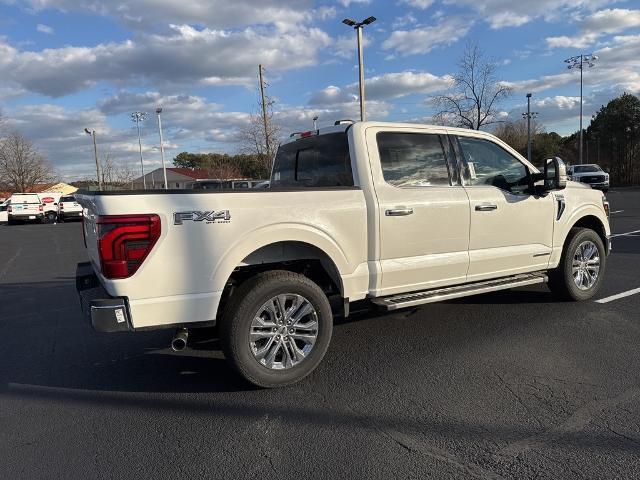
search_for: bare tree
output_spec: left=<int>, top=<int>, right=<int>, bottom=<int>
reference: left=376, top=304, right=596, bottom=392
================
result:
left=0, top=132, right=56, bottom=192
left=238, top=69, right=282, bottom=179
left=100, top=153, right=136, bottom=189
left=433, top=42, right=512, bottom=130
left=207, top=161, right=243, bottom=180
left=494, top=119, right=542, bottom=151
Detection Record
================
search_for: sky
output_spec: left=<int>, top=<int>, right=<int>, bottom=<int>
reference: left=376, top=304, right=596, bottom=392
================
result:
left=0, top=0, right=639, bottom=180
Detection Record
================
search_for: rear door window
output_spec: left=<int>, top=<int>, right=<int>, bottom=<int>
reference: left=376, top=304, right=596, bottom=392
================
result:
left=376, top=132, right=451, bottom=187
left=271, top=132, right=353, bottom=188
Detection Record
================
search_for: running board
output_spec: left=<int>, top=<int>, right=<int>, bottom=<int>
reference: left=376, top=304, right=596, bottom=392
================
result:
left=371, top=273, right=548, bottom=311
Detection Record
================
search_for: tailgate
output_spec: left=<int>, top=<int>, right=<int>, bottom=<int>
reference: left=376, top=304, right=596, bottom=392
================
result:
left=11, top=203, right=40, bottom=215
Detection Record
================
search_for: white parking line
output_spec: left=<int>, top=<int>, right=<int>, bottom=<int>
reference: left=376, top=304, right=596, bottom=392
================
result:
left=596, top=287, right=640, bottom=304
left=610, top=229, right=640, bottom=238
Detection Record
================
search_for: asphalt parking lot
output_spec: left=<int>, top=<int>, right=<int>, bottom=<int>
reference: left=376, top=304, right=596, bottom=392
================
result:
left=1, top=190, right=639, bottom=480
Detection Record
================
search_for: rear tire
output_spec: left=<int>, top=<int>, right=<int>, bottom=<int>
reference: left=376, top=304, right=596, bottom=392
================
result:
left=45, top=212, right=57, bottom=223
left=220, top=270, right=333, bottom=388
left=548, top=227, right=606, bottom=301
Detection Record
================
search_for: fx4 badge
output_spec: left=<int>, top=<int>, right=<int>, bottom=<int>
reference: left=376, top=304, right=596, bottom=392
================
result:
left=174, top=211, right=231, bottom=225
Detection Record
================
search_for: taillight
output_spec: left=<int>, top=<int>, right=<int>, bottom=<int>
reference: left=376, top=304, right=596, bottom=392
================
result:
left=59, top=203, right=64, bottom=209
left=96, top=214, right=161, bottom=279
left=7, top=206, right=11, bottom=213
left=39, top=205, right=43, bottom=212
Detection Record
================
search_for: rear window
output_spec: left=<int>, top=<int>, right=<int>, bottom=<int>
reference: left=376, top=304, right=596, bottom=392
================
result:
left=271, top=133, right=353, bottom=188
left=60, top=196, right=76, bottom=202
left=574, top=165, right=601, bottom=173
left=10, top=195, right=40, bottom=204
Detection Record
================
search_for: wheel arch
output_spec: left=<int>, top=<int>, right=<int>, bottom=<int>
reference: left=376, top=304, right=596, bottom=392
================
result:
left=211, top=222, right=356, bottom=314
left=570, top=214, right=608, bottom=250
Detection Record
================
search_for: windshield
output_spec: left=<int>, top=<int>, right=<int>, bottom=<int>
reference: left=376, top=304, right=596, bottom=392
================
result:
left=574, top=165, right=602, bottom=173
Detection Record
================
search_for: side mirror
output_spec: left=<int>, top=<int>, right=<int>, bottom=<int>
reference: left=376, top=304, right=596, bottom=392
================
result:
left=544, top=157, right=567, bottom=191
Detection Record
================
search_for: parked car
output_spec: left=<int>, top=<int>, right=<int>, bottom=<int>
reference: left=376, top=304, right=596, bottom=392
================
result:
left=567, top=164, right=609, bottom=191
left=40, top=193, right=63, bottom=222
left=6, top=193, right=44, bottom=224
left=76, top=121, right=611, bottom=388
left=0, top=201, right=8, bottom=224
left=57, top=195, right=83, bottom=221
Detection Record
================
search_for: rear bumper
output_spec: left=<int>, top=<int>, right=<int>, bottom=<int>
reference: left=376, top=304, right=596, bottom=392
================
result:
left=76, top=262, right=132, bottom=332
left=9, top=213, right=44, bottom=221
left=61, top=211, right=83, bottom=218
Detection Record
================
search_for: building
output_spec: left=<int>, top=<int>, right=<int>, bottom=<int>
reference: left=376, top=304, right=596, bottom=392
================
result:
left=131, top=167, right=211, bottom=189
left=0, top=182, right=77, bottom=200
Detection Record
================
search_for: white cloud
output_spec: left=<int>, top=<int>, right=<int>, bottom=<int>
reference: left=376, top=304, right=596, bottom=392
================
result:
left=582, top=8, right=640, bottom=35
left=309, top=71, right=453, bottom=107
left=338, top=0, right=371, bottom=6
left=506, top=35, right=640, bottom=96
left=0, top=24, right=332, bottom=96
left=398, top=0, right=434, bottom=9
left=36, top=24, right=54, bottom=34
left=333, top=34, right=372, bottom=59
left=392, top=13, right=418, bottom=29
left=11, top=0, right=316, bottom=30
left=308, top=85, right=356, bottom=106
left=362, top=71, right=454, bottom=100
left=382, top=16, right=473, bottom=56
left=444, top=0, right=612, bottom=29
left=546, top=8, right=640, bottom=49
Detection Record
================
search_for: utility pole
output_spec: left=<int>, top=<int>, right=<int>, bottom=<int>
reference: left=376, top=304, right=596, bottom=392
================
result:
left=342, top=16, right=376, bottom=122
left=156, top=107, right=168, bottom=189
left=565, top=53, right=598, bottom=164
left=522, top=93, right=538, bottom=163
left=258, top=65, right=270, bottom=158
left=131, top=111, right=147, bottom=189
left=84, top=128, right=102, bottom=190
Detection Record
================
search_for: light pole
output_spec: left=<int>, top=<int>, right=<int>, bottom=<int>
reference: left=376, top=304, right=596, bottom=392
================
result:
left=84, top=128, right=102, bottom=190
left=565, top=53, right=598, bottom=164
left=342, top=16, right=376, bottom=122
left=131, top=111, right=147, bottom=189
left=313, top=115, right=319, bottom=131
left=156, top=107, right=168, bottom=189
left=522, top=93, right=538, bottom=163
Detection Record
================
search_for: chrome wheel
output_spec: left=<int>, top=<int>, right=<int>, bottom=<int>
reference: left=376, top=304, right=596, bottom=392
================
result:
left=572, top=240, right=600, bottom=290
left=249, top=294, right=319, bottom=370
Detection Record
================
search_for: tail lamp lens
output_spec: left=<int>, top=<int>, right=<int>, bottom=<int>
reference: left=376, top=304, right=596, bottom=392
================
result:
left=96, top=214, right=161, bottom=279
left=59, top=203, right=64, bottom=209
left=39, top=205, right=43, bottom=212
left=7, top=206, right=11, bottom=213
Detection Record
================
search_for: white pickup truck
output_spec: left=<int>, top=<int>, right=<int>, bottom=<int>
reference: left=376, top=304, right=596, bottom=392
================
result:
left=76, top=121, right=611, bottom=387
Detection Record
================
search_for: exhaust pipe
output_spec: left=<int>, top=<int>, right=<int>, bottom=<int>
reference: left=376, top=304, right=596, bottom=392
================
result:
left=171, top=328, right=189, bottom=352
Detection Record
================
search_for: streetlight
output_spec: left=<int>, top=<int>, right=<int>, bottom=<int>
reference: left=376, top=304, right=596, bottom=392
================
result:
left=155, top=107, right=168, bottom=189
left=565, top=53, right=598, bottom=164
left=131, top=111, right=147, bottom=189
left=84, top=128, right=102, bottom=190
left=313, top=115, right=319, bottom=131
left=522, top=93, right=538, bottom=163
left=342, top=16, right=376, bottom=122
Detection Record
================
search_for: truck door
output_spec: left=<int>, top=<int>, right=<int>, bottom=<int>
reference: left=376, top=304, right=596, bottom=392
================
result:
left=365, top=127, right=470, bottom=296
left=453, top=134, right=555, bottom=281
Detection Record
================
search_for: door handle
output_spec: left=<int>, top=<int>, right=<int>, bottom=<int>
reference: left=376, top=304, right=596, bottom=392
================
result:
left=385, top=207, right=414, bottom=216
left=475, top=204, right=498, bottom=212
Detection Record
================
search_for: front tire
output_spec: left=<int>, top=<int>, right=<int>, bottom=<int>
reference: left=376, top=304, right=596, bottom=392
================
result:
left=220, top=270, right=333, bottom=388
left=548, top=227, right=606, bottom=301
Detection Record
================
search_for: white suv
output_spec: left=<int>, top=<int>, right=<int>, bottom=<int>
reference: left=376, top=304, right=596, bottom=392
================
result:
left=567, top=164, right=609, bottom=191
left=57, top=195, right=83, bottom=221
